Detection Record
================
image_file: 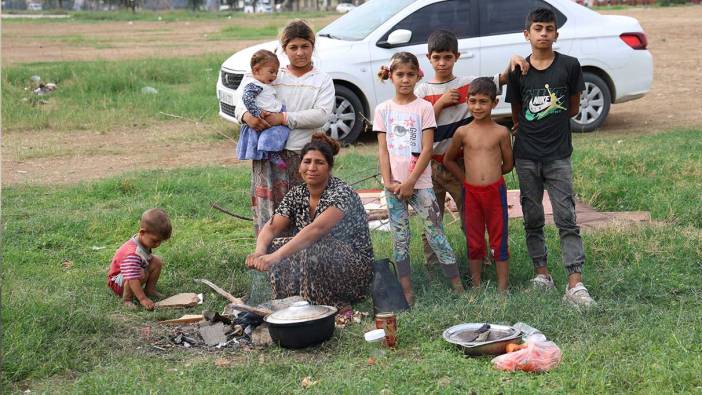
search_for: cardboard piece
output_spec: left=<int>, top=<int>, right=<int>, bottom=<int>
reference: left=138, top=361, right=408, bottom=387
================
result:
left=199, top=322, right=227, bottom=346
left=359, top=188, right=651, bottom=231
left=159, top=314, right=204, bottom=325
left=155, top=293, right=201, bottom=308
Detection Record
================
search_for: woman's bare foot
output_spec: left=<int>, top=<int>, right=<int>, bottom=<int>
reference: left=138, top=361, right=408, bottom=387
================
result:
left=336, top=304, right=353, bottom=316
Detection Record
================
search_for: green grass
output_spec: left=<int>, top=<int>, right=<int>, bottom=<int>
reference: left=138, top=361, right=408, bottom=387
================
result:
left=572, top=129, right=702, bottom=228
left=592, top=5, right=633, bottom=10
left=1, top=55, right=226, bottom=133
left=57, top=34, right=114, bottom=49
left=26, top=33, right=116, bottom=49
left=3, top=130, right=702, bottom=393
left=208, top=24, right=281, bottom=40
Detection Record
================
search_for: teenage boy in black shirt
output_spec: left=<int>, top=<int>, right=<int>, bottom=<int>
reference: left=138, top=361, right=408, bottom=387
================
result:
left=506, top=7, right=595, bottom=307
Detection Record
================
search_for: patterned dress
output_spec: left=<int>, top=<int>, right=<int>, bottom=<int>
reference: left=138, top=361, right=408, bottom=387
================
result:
left=251, top=151, right=302, bottom=235
left=269, top=176, right=374, bottom=307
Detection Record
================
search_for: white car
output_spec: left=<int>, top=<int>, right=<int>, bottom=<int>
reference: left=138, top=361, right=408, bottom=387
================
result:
left=336, top=3, right=355, bottom=13
left=217, top=0, right=653, bottom=143
left=27, top=2, right=43, bottom=10
left=243, top=0, right=272, bottom=13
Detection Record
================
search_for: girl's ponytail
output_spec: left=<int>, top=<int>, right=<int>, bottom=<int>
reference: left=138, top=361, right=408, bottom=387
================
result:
left=376, top=52, right=421, bottom=82
left=377, top=65, right=391, bottom=81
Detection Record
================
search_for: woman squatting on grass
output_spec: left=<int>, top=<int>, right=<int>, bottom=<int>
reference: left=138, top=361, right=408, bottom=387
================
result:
left=375, top=52, right=465, bottom=306
left=235, top=20, right=335, bottom=236
left=245, top=134, right=373, bottom=308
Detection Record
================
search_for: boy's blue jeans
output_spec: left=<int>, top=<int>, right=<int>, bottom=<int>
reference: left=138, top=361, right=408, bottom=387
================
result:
left=515, top=157, right=584, bottom=276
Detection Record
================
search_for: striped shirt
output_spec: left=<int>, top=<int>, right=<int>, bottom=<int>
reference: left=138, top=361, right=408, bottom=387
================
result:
left=415, top=74, right=501, bottom=158
left=107, top=237, right=152, bottom=282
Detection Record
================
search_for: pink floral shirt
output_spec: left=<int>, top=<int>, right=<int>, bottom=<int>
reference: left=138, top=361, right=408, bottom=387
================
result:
left=373, top=98, right=436, bottom=189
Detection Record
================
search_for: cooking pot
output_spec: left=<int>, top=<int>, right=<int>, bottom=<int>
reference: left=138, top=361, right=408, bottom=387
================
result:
left=264, top=301, right=337, bottom=349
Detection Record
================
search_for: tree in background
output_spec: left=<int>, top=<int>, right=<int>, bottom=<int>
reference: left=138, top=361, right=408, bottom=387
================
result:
left=188, top=0, right=203, bottom=10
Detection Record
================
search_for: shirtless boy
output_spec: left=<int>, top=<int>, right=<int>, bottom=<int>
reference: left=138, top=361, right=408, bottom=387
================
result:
left=443, top=78, right=514, bottom=292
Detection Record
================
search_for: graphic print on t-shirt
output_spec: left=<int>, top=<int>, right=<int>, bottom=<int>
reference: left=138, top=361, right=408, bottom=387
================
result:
left=386, top=111, right=422, bottom=158
left=524, top=83, right=567, bottom=121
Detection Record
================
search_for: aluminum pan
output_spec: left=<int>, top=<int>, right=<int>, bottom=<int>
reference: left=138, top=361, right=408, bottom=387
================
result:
left=442, top=323, right=522, bottom=355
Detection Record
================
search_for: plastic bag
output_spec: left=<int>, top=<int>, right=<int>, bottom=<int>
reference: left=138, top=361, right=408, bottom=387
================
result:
left=491, top=334, right=562, bottom=372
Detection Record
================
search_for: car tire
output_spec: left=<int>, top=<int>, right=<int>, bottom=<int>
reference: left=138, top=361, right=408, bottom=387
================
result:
left=324, top=84, right=364, bottom=144
left=570, top=72, right=611, bottom=133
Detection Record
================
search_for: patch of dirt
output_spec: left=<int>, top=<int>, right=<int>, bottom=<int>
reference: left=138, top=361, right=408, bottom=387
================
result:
left=1, top=20, right=257, bottom=64
left=0, top=16, right=337, bottom=65
left=2, top=6, right=701, bottom=186
left=1, top=120, right=240, bottom=185
left=596, top=6, right=702, bottom=134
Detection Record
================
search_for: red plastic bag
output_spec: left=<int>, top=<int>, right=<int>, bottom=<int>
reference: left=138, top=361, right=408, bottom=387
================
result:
left=491, top=334, right=562, bottom=373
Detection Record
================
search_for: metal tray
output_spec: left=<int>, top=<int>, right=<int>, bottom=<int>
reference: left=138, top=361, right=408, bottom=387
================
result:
left=442, top=323, right=522, bottom=356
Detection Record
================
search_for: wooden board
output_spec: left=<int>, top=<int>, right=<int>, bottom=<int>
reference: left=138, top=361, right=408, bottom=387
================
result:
left=158, top=314, right=204, bottom=325
left=155, top=293, right=200, bottom=308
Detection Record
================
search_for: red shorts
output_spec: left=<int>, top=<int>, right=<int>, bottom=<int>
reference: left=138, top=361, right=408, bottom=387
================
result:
left=462, top=176, right=509, bottom=261
left=108, top=274, right=124, bottom=297
left=107, top=272, right=144, bottom=297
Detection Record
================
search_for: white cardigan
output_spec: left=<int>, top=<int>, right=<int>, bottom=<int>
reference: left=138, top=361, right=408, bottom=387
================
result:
left=236, top=66, right=335, bottom=151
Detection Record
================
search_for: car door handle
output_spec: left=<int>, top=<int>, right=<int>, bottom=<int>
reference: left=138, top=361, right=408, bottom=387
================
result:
left=459, top=51, right=475, bottom=59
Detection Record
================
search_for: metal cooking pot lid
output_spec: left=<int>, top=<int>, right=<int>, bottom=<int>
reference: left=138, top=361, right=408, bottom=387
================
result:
left=265, top=301, right=337, bottom=325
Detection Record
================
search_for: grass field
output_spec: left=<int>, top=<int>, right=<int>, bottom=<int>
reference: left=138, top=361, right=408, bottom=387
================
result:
left=3, top=6, right=702, bottom=393
left=2, top=129, right=701, bottom=393
left=2, top=56, right=226, bottom=133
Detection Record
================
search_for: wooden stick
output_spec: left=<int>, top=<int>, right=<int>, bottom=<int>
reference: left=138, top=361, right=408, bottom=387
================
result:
left=227, top=303, right=273, bottom=317
left=211, top=203, right=253, bottom=221
left=194, top=278, right=245, bottom=304
left=159, top=111, right=198, bottom=123
left=193, top=279, right=272, bottom=317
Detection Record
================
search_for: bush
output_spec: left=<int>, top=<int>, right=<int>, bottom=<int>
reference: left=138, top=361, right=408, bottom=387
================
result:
left=657, top=0, right=688, bottom=6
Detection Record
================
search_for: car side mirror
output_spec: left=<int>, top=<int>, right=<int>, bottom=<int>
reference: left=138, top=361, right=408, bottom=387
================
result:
left=376, top=29, right=412, bottom=48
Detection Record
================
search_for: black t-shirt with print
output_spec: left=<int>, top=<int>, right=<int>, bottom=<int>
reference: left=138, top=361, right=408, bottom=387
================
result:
left=505, top=52, right=585, bottom=161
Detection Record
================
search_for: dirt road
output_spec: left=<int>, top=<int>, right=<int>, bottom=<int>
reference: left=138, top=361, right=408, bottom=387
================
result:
left=2, top=6, right=701, bottom=186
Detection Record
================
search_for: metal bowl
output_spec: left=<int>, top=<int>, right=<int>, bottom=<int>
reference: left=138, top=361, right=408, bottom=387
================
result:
left=443, top=323, right=522, bottom=356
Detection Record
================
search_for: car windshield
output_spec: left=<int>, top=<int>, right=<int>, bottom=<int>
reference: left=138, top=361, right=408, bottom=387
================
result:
left=318, top=0, right=416, bottom=41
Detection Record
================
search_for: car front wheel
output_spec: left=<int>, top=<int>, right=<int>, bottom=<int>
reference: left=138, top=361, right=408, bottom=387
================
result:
left=571, top=72, right=611, bottom=133
left=323, top=84, right=364, bottom=144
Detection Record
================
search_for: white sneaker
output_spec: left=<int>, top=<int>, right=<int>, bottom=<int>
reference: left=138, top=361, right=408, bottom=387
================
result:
left=530, top=274, right=555, bottom=290
left=563, top=283, right=597, bottom=308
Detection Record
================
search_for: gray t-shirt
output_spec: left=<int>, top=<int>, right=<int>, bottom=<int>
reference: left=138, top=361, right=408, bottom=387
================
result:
left=506, top=52, right=585, bottom=162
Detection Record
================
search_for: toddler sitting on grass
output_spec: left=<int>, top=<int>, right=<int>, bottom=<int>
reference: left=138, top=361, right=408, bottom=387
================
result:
left=107, top=208, right=172, bottom=310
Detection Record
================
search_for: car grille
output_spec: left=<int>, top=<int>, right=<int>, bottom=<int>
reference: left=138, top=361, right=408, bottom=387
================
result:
left=221, top=71, right=244, bottom=90
left=220, top=101, right=237, bottom=118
